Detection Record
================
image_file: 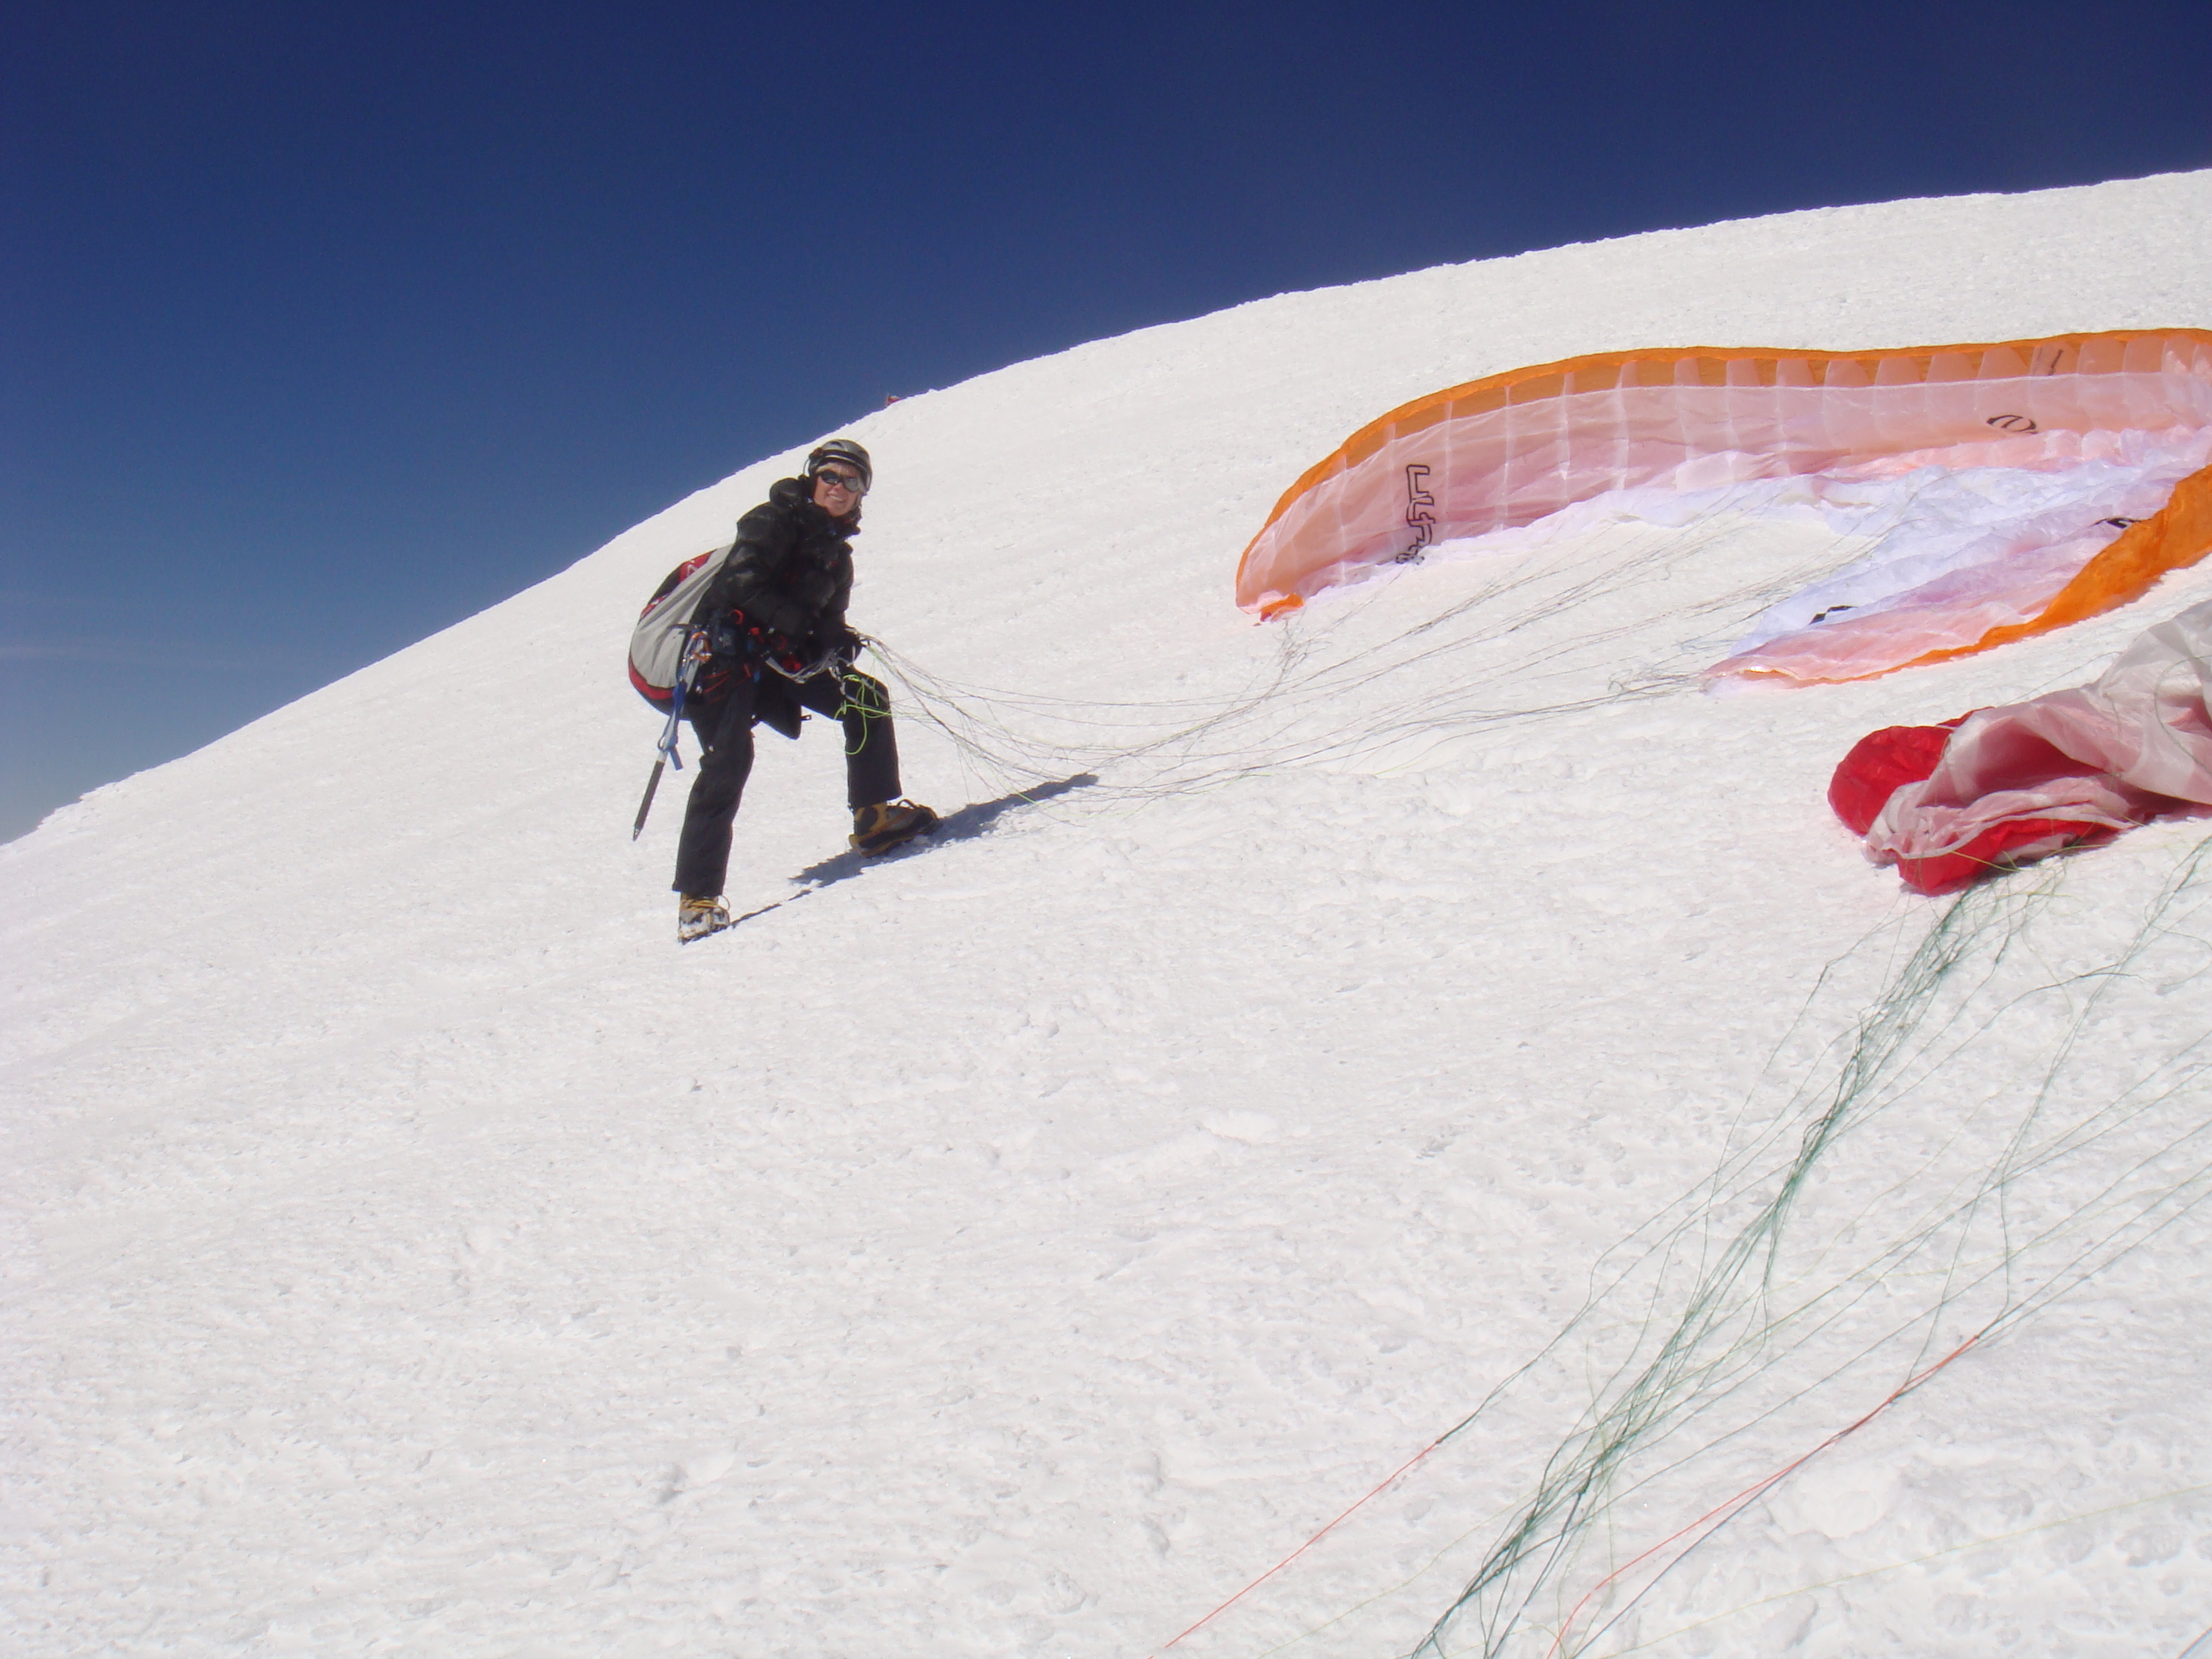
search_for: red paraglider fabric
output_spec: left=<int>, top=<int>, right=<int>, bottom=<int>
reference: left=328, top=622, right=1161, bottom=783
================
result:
left=1828, top=723, right=1961, bottom=837
left=1828, top=718, right=2108, bottom=894
left=1830, top=598, right=2212, bottom=893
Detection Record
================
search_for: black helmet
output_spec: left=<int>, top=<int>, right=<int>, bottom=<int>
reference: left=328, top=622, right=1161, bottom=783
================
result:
left=805, top=438, right=872, bottom=494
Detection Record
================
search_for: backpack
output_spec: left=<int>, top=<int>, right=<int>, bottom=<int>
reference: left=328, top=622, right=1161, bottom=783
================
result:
left=628, top=540, right=735, bottom=710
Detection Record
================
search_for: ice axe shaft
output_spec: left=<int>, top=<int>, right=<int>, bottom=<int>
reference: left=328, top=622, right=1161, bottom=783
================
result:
left=631, top=625, right=708, bottom=841
left=631, top=758, right=665, bottom=840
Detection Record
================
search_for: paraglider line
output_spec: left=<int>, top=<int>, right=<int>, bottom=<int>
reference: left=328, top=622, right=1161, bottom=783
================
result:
left=1541, top=1332, right=1982, bottom=1659
left=1149, top=1436, right=1450, bottom=1656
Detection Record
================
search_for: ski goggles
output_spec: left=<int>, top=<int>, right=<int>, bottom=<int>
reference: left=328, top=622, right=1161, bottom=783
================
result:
left=811, top=467, right=867, bottom=495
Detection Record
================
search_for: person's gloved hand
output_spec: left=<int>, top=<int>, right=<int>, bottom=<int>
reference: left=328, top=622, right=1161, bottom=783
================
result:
left=781, top=628, right=859, bottom=678
left=760, top=630, right=854, bottom=681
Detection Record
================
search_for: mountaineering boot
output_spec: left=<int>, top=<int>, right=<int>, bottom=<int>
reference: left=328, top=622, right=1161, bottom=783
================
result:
left=851, top=799, right=939, bottom=856
left=677, top=894, right=732, bottom=944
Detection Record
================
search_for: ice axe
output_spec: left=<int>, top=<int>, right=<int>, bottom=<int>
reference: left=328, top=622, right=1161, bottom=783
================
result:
left=631, top=626, right=710, bottom=840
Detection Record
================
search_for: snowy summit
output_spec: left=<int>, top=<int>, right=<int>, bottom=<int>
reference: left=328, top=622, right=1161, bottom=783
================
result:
left=6, top=170, right=2212, bottom=1656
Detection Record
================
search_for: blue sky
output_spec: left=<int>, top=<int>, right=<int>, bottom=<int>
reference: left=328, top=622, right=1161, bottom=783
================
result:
left=5, top=0, right=2209, bottom=841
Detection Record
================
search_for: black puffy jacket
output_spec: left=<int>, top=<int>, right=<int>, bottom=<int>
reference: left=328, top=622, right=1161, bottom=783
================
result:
left=702, top=476, right=859, bottom=648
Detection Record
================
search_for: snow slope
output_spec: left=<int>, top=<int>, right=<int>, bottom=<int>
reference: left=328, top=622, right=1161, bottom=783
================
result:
left=7, top=171, right=2212, bottom=1658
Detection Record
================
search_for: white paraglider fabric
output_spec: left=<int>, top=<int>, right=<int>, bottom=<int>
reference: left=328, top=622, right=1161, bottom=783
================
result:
left=1715, top=426, right=2212, bottom=680
left=1415, top=426, right=2212, bottom=683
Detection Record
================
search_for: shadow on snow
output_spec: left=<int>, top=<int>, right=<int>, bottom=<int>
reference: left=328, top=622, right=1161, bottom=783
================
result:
left=779, top=771, right=1099, bottom=897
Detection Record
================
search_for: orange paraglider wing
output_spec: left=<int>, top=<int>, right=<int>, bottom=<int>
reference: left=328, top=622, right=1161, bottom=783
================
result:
left=1235, top=331, right=2212, bottom=683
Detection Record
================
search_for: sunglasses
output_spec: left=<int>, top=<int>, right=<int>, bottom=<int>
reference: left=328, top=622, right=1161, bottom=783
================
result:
left=813, top=468, right=867, bottom=495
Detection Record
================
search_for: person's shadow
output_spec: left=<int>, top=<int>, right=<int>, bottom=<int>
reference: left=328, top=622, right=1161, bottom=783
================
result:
left=787, top=772, right=1098, bottom=892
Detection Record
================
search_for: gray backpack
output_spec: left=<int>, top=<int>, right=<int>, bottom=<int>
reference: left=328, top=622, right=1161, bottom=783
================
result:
left=627, top=540, right=734, bottom=709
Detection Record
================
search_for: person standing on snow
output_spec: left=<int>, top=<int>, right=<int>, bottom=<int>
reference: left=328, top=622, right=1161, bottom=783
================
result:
left=672, top=439, right=937, bottom=943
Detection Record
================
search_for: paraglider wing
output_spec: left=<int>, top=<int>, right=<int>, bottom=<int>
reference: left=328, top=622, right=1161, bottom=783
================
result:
left=1237, top=331, right=2212, bottom=684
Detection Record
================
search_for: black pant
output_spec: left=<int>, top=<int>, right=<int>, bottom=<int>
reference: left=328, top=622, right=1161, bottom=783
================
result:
left=672, top=669, right=901, bottom=897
